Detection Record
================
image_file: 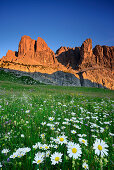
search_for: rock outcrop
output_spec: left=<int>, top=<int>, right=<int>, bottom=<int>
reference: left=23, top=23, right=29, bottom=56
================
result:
left=93, top=45, right=114, bottom=68
left=0, top=36, right=114, bottom=89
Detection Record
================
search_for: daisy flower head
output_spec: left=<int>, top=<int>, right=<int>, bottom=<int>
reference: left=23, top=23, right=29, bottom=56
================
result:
left=46, top=151, right=50, bottom=157
left=43, top=144, right=50, bottom=150
left=40, top=133, right=45, bottom=138
left=79, top=138, right=88, bottom=146
left=1, top=149, right=10, bottom=154
left=33, top=155, right=44, bottom=165
left=10, top=152, right=18, bottom=159
left=38, top=143, right=43, bottom=150
left=25, top=110, right=30, bottom=113
left=71, top=130, right=76, bottom=134
left=82, top=162, right=89, bottom=169
left=41, top=122, right=46, bottom=126
left=49, top=117, right=55, bottom=121
left=57, top=135, right=67, bottom=145
left=50, top=152, right=63, bottom=165
left=93, top=139, right=108, bottom=157
left=67, top=143, right=82, bottom=159
left=33, top=143, right=39, bottom=150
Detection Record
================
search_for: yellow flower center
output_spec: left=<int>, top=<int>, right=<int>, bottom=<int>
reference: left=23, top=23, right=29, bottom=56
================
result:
left=42, top=134, right=44, bottom=137
left=13, top=155, right=16, bottom=157
left=84, top=165, right=87, bottom=168
left=37, top=160, right=41, bottom=163
left=98, top=145, right=102, bottom=150
left=52, top=128, right=54, bottom=130
left=60, top=138, right=64, bottom=142
left=72, top=148, right=77, bottom=153
left=50, top=118, right=52, bottom=120
left=82, top=139, right=85, bottom=143
left=45, top=146, right=48, bottom=149
left=40, top=147, right=42, bottom=149
left=55, top=157, right=60, bottom=161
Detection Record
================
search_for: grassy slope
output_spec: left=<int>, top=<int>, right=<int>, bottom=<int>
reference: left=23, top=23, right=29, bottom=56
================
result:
left=0, top=81, right=114, bottom=100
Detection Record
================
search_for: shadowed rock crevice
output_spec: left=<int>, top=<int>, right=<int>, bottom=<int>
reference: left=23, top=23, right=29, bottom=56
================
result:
left=34, top=41, right=37, bottom=52
left=56, top=47, right=81, bottom=69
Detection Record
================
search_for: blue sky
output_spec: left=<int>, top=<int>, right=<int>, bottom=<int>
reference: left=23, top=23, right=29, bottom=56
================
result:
left=0, top=0, right=114, bottom=58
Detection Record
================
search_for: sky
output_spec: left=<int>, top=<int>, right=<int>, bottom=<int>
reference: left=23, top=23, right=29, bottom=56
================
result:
left=0, top=0, right=114, bottom=58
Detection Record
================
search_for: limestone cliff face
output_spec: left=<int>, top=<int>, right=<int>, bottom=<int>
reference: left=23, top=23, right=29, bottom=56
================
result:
left=93, top=45, right=114, bottom=68
left=0, top=36, right=114, bottom=89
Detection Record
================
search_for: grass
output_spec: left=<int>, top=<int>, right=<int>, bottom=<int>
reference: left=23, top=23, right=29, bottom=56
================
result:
left=0, top=79, right=114, bottom=169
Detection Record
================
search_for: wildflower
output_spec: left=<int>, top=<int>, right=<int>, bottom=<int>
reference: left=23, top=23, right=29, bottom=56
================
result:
left=71, top=130, right=76, bottom=134
left=41, top=122, right=46, bottom=125
left=57, top=135, right=67, bottom=145
left=79, top=138, right=88, bottom=146
left=33, top=153, right=44, bottom=165
left=33, top=143, right=39, bottom=149
left=43, top=144, right=50, bottom=150
left=0, top=162, right=2, bottom=167
left=25, top=110, right=30, bottom=113
left=46, top=151, right=50, bottom=157
left=82, top=162, right=89, bottom=169
left=1, top=149, right=10, bottom=154
left=49, top=117, right=55, bottom=121
left=67, top=143, right=82, bottom=159
left=10, top=152, right=18, bottom=159
left=21, top=134, right=24, bottom=138
left=38, top=143, right=43, bottom=149
left=40, top=134, right=45, bottom=138
left=35, top=152, right=45, bottom=158
left=93, top=139, right=108, bottom=157
left=50, top=152, right=63, bottom=165
left=23, top=147, right=31, bottom=153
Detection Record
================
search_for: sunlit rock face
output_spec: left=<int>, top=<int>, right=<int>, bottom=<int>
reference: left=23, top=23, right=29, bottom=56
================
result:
left=0, top=36, right=114, bottom=89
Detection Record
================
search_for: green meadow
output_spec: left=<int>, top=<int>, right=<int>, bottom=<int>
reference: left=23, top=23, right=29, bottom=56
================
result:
left=0, top=78, right=114, bottom=169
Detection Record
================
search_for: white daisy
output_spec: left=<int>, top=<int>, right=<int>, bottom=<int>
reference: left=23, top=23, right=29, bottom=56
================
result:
left=50, top=152, right=63, bottom=165
left=57, top=135, right=67, bottom=145
left=67, top=143, right=82, bottom=159
left=43, top=144, right=50, bottom=150
left=46, top=151, right=50, bottom=157
left=93, top=139, right=108, bottom=157
left=1, top=149, right=10, bottom=154
left=41, top=122, right=46, bottom=126
left=79, top=138, right=88, bottom=146
left=40, top=133, right=45, bottom=138
left=71, top=130, right=76, bottom=134
left=33, top=155, right=44, bottom=165
left=82, top=162, right=89, bottom=169
left=49, top=117, right=55, bottom=121
left=10, top=152, right=18, bottom=159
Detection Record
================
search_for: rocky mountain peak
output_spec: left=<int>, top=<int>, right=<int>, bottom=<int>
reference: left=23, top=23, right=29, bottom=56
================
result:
left=0, top=36, right=113, bottom=89
left=36, top=37, right=49, bottom=52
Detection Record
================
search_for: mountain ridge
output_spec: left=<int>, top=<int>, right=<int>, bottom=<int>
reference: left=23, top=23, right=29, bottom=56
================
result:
left=0, top=36, right=114, bottom=89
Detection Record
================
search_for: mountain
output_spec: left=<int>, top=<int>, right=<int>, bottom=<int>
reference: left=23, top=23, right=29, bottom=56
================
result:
left=0, top=36, right=114, bottom=89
